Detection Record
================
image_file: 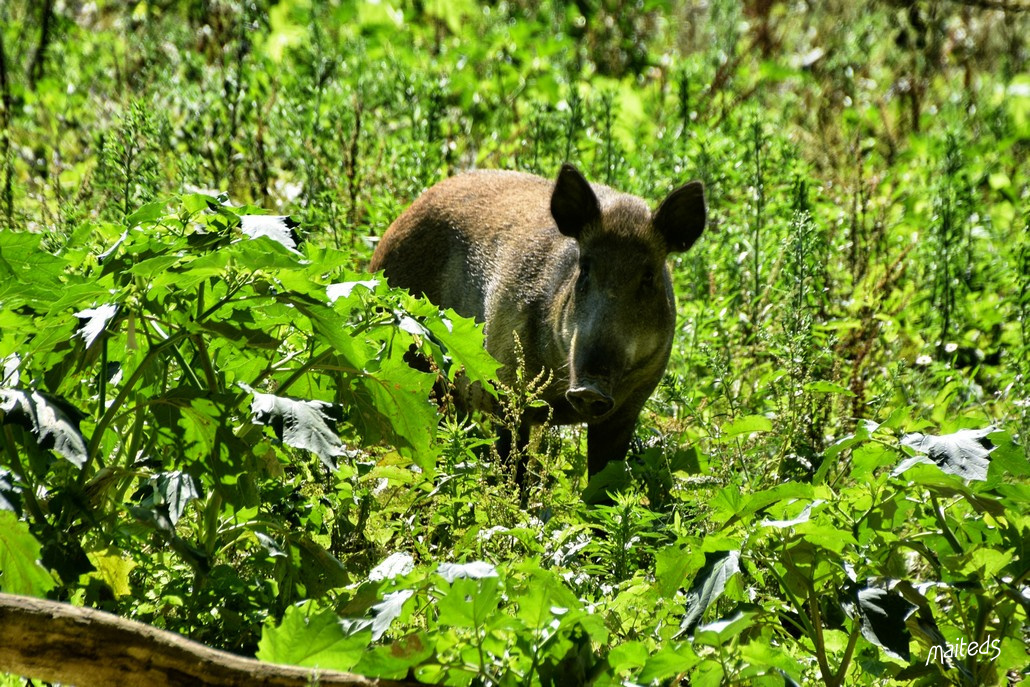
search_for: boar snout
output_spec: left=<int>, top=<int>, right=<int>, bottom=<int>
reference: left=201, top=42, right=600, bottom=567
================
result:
left=566, top=383, right=615, bottom=420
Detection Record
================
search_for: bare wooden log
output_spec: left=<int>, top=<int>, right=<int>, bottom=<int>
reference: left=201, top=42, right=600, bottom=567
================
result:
left=0, top=592, right=426, bottom=687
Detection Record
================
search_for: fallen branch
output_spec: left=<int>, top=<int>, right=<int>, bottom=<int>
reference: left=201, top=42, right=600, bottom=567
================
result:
left=0, top=592, right=425, bottom=687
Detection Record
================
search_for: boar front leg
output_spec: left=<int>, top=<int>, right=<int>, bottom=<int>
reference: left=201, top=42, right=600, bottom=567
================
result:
left=586, top=408, right=641, bottom=477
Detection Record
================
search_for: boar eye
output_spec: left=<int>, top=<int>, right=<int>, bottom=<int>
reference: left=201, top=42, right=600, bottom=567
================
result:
left=640, top=268, right=656, bottom=290
left=577, top=259, right=590, bottom=285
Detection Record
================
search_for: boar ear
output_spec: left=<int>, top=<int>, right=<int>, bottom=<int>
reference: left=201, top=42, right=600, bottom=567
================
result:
left=551, top=164, right=601, bottom=239
left=653, top=180, right=706, bottom=253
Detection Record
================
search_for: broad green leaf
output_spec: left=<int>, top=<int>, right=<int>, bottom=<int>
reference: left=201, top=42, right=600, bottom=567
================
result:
left=352, top=632, right=435, bottom=680
left=0, top=389, right=88, bottom=467
left=654, top=543, right=704, bottom=597
left=841, top=585, right=916, bottom=661
left=125, top=199, right=170, bottom=226
left=678, top=550, right=741, bottom=637
left=181, top=193, right=219, bottom=214
left=436, top=561, right=498, bottom=582
left=721, top=415, right=773, bottom=438
left=357, top=0, right=403, bottom=28
left=897, top=426, right=995, bottom=481
left=0, top=511, right=56, bottom=596
left=435, top=575, right=501, bottom=629
left=86, top=547, right=136, bottom=597
left=688, top=659, right=725, bottom=687
left=246, top=386, right=350, bottom=470
left=350, top=350, right=437, bottom=467
left=961, top=548, right=1014, bottom=578
left=73, top=303, right=118, bottom=348
left=257, top=601, right=370, bottom=670
left=128, top=254, right=183, bottom=279
left=509, top=562, right=583, bottom=632
left=715, top=483, right=815, bottom=526
left=693, top=606, right=760, bottom=646
left=638, top=643, right=700, bottom=682
left=851, top=442, right=896, bottom=484
left=369, top=552, right=415, bottom=581
left=803, top=380, right=855, bottom=396
left=739, top=641, right=805, bottom=683
left=795, top=522, right=856, bottom=553
left=240, top=215, right=300, bottom=251
left=0, top=232, right=69, bottom=308
left=370, top=589, right=414, bottom=641
left=582, top=460, right=631, bottom=504
left=986, top=429, right=1029, bottom=482
left=422, top=308, right=501, bottom=387
left=607, top=640, right=648, bottom=674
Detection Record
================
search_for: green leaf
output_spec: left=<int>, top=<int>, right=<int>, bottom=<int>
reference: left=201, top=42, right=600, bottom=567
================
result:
left=128, top=254, right=182, bottom=279
left=897, top=426, right=995, bottom=481
left=0, top=232, right=69, bottom=308
left=125, top=199, right=170, bottom=226
left=739, top=641, right=805, bottom=683
left=678, top=550, right=741, bottom=637
left=0, top=511, right=56, bottom=596
left=357, top=0, right=404, bottom=28
left=85, top=547, right=136, bottom=597
left=0, top=389, right=88, bottom=467
left=353, top=632, right=435, bottom=680
left=961, top=548, right=1014, bottom=578
left=715, top=482, right=815, bottom=526
left=350, top=350, right=437, bottom=467
left=638, top=643, right=700, bottom=682
left=246, top=386, right=350, bottom=470
left=607, top=640, right=649, bottom=673
left=841, top=585, right=916, bottom=661
left=655, top=543, right=704, bottom=597
left=803, top=380, right=855, bottom=396
left=986, top=429, right=1029, bottom=483
left=721, top=415, right=773, bottom=438
left=257, top=601, right=370, bottom=671
left=435, top=575, right=501, bottom=629
left=582, top=460, right=631, bottom=504
left=369, top=589, right=414, bottom=641
left=514, top=576, right=583, bottom=633
left=692, top=606, right=760, bottom=646
left=73, top=303, right=118, bottom=348
left=422, top=307, right=501, bottom=387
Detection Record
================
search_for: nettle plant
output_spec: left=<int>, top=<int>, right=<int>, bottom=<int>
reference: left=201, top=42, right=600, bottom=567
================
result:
left=0, top=195, right=499, bottom=648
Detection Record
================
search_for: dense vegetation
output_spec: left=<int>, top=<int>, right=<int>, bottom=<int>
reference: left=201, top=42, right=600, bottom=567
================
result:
left=1, top=1, right=1028, bottom=685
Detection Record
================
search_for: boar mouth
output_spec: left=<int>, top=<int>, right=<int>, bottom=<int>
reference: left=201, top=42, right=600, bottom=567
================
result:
left=566, top=382, right=616, bottom=421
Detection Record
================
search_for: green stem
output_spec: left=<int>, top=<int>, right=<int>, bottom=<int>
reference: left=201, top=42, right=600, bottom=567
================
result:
left=930, top=493, right=963, bottom=554
left=808, top=586, right=836, bottom=687
left=2, top=425, right=47, bottom=523
left=833, top=623, right=861, bottom=685
left=80, top=327, right=191, bottom=485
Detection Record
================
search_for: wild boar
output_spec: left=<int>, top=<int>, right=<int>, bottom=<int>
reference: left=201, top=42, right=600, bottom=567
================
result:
left=370, top=164, right=706, bottom=483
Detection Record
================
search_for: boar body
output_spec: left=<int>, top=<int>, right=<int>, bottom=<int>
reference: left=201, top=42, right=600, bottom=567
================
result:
left=370, top=165, right=705, bottom=479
